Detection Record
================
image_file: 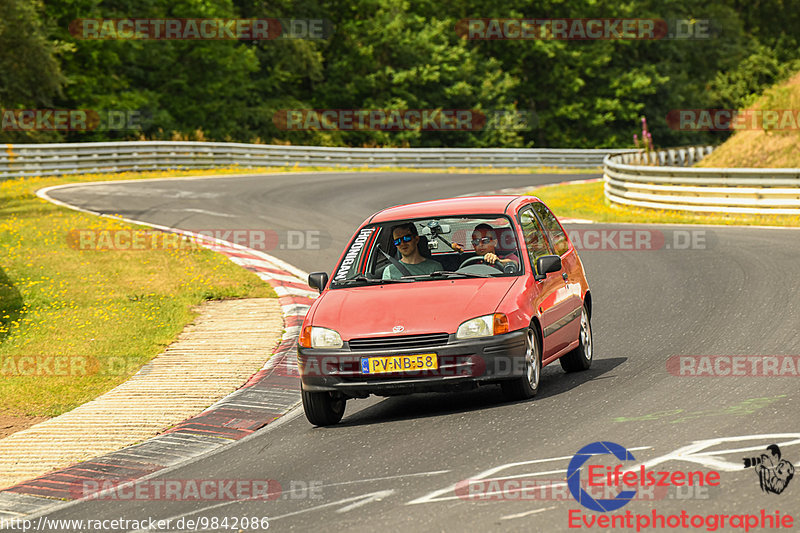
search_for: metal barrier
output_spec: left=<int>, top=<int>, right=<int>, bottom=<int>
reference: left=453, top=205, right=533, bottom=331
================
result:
left=9, top=141, right=796, bottom=215
left=0, top=141, right=632, bottom=179
left=604, top=146, right=800, bottom=215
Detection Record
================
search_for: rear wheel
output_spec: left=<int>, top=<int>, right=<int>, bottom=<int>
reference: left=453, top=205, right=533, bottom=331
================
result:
left=501, top=327, right=541, bottom=401
left=560, top=304, right=592, bottom=373
left=302, top=389, right=346, bottom=426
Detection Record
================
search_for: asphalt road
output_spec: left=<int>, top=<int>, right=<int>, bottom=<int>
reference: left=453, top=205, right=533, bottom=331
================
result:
left=34, top=171, right=800, bottom=532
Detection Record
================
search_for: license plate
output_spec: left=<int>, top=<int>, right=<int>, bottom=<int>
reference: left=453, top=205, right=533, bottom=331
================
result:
left=360, top=354, right=438, bottom=374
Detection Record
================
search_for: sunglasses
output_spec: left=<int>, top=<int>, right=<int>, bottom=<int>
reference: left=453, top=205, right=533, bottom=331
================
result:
left=471, top=237, right=494, bottom=246
left=393, top=235, right=414, bottom=246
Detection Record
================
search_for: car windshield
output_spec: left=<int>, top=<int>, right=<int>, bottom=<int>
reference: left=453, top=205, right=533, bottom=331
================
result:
left=330, top=215, right=523, bottom=287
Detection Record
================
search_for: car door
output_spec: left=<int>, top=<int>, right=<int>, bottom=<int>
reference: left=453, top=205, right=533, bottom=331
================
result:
left=518, top=207, right=575, bottom=358
left=530, top=202, right=583, bottom=353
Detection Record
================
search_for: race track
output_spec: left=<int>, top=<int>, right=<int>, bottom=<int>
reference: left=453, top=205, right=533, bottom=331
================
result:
left=36, top=171, right=800, bottom=532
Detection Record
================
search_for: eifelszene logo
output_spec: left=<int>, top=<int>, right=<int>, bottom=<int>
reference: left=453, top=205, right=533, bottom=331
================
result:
left=568, top=442, right=637, bottom=512
left=743, top=444, right=795, bottom=494
left=566, top=441, right=720, bottom=512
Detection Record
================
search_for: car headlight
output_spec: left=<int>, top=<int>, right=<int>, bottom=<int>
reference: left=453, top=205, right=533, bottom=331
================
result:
left=304, top=326, right=343, bottom=348
left=456, top=313, right=509, bottom=339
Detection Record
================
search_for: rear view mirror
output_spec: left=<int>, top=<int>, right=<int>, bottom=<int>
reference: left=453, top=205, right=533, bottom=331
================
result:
left=421, top=221, right=451, bottom=235
left=534, top=255, right=561, bottom=281
left=308, top=272, right=329, bottom=293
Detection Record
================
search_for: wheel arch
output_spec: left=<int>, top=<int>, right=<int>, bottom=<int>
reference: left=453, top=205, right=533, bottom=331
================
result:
left=529, top=315, right=543, bottom=350
left=583, top=290, right=592, bottom=320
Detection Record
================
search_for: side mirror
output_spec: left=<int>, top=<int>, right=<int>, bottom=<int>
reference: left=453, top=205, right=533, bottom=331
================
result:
left=534, top=255, right=561, bottom=281
left=308, top=272, right=329, bottom=293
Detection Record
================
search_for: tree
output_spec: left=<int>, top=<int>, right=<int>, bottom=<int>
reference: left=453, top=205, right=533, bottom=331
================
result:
left=0, top=0, right=65, bottom=142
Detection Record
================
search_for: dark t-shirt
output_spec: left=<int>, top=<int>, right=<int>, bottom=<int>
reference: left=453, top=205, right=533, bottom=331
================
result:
left=382, top=258, right=443, bottom=279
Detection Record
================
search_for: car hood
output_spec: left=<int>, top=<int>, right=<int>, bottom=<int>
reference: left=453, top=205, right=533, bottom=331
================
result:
left=312, top=277, right=519, bottom=340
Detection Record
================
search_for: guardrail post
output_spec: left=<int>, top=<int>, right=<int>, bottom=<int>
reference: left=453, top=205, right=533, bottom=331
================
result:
left=667, top=149, right=676, bottom=166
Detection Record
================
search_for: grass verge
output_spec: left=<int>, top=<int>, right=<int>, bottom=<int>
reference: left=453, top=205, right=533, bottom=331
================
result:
left=531, top=180, right=800, bottom=227
left=0, top=170, right=278, bottom=422
left=697, top=71, right=800, bottom=168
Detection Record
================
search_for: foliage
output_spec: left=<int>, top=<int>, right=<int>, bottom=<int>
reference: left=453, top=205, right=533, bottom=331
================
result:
left=0, top=0, right=798, bottom=147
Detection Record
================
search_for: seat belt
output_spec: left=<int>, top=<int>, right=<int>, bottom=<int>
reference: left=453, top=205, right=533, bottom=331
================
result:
left=378, top=246, right=412, bottom=277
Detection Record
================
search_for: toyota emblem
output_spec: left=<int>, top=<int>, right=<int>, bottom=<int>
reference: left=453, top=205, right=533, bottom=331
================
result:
left=393, top=325, right=405, bottom=333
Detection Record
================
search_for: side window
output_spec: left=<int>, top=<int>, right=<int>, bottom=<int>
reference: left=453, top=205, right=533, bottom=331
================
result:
left=519, top=209, right=552, bottom=273
left=532, top=203, right=569, bottom=256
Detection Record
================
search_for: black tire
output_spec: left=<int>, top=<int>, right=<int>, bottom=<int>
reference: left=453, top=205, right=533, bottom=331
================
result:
left=501, top=327, right=541, bottom=401
left=302, top=389, right=346, bottom=426
left=560, top=304, right=593, bottom=373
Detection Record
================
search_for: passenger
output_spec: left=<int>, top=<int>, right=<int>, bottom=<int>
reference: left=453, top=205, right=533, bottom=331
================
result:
left=452, top=223, right=520, bottom=266
left=382, top=223, right=443, bottom=279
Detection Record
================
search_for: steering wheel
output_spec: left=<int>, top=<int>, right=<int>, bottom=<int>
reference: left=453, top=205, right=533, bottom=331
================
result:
left=458, top=256, right=504, bottom=272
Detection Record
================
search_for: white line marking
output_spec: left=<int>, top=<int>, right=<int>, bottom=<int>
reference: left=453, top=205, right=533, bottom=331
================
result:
left=123, top=471, right=447, bottom=531
left=637, top=433, right=800, bottom=472
left=273, top=286, right=319, bottom=299
left=335, top=490, right=395, bottom=513
left=481, top=468, right=567, bottom=482
left=500, top=506, right=557, bottom=520
left=280, top=304, right=311, bottom=315
left=37, top=183, right=310, bottom=280
left=254, top=272, right=308, bottom=284
left=179, top=208, right=236, bottom=218
left=407, top=447, right=652, bottom=505
left=271, top=490, right=395, bottom=520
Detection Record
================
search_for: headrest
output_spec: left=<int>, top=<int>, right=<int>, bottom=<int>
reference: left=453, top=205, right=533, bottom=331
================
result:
left=493, top=227, right=516, bottom=254
left=418, top=235, right=432, bottom=258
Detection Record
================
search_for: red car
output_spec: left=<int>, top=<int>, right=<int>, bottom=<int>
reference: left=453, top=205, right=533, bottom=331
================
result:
left=298, top=196, right=593, bottom=426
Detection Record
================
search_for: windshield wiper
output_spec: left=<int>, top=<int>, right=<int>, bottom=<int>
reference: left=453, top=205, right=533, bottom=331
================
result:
left=426, top=270, right=492, bottom=279
left=332, top=275, right=413, bottom=287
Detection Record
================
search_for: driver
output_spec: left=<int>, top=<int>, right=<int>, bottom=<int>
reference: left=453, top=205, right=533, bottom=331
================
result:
left=452, top=224, right=520, bottom=266
left=382, top=223, right=443, bottom=279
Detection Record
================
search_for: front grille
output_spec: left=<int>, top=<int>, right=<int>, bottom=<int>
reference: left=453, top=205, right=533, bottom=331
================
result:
left=348, top=332, right=450, bottom=351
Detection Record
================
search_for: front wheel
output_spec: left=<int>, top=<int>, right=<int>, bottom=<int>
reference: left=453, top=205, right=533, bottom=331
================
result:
left=560, top=304, right=593, bottom=373
left=501, top=327, right=541, bottom=401
left=302, top=389, right=346, bottom=426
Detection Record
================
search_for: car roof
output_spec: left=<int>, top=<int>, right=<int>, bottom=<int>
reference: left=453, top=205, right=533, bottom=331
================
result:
left=368, top=195, right=541, bottom=223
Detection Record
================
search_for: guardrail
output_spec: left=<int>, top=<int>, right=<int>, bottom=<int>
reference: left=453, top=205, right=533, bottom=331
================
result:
left=0, top=142, right=633, bottom=179
left=604, top=146, right=800, bottom=215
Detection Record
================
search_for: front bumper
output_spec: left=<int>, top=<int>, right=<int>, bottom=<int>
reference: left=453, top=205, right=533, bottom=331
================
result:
left=297, top=329, right=528, bottom=396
